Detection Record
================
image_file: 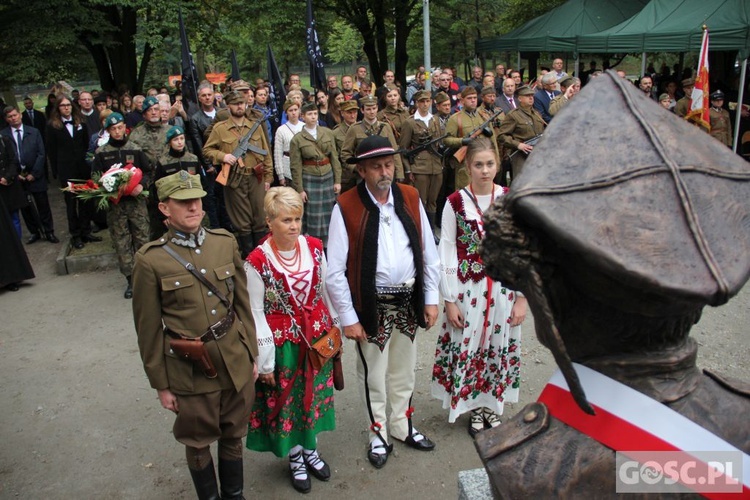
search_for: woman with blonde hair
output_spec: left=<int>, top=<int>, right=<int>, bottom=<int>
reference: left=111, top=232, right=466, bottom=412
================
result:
left=244, top=187, right=339, bottom=494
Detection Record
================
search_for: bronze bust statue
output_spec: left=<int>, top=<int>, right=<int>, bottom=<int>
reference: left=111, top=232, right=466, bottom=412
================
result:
left=476, top=71, right=750, bottom=498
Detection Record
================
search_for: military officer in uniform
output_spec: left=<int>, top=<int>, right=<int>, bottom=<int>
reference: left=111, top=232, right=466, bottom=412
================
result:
left=399, top=90, right=444, bottom=232
left=340, top=95, right=405, bottom=181
left=496, top=85, right=545, bottom=180
left=477, top=71, right=750, bottom=499
left=708, top=90, right=732, bottom=147
left=675, top=77, right=694, bottom=118
left=443, top=86, right=500, bottom=191
left=202, top=90, right=273, bottom=258
left=333, top=100, right=361, bottom=193
left=91, top=112, right=151, bottom=298
left=133, top=171, right=258, bottom=500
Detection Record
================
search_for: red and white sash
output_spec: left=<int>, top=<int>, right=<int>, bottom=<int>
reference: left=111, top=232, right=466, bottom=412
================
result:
left=538, top=363, right=750, bottom=499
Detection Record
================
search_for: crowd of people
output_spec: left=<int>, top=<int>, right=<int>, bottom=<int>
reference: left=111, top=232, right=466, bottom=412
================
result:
left=2, top=58, right=743, bottom=498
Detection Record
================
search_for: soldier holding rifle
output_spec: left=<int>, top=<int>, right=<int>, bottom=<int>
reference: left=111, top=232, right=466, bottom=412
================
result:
left=497, top=85, right=546, bottom=180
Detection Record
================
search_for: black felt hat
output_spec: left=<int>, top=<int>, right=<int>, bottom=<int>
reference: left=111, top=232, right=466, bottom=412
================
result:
left=346, top=135, right=403, bottom=164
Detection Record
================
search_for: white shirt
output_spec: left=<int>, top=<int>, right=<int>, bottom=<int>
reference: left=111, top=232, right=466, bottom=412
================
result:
left=273, top=121, right=303, bottom=180
left=414, top=110, right=433, bottom=127
left=304, top=125, right=318, bottom=140
left=203, top=109, right=216, bottom=120
left=326, top=184, right=441, bottom=327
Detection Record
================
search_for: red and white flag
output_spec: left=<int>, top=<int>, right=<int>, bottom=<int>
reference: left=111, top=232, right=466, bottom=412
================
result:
left=687, top=26, right=710, bottom=131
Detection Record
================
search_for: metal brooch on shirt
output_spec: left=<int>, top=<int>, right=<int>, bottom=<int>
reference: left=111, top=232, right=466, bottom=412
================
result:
left=380, top=214, right=391, bottom=226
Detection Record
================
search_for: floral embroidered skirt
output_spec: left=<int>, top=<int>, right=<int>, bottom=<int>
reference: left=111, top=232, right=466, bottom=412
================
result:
left=431, top=282, right=522, bottom=423
left=246, top=341, right=335, bottom=457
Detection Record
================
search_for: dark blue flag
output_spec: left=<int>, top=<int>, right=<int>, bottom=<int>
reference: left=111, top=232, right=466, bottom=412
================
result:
left=267, top=45, right=287, bottom=132
left=306, top=0, right=327, bottom=90
left=179, top=9, right=199, bottom=111
left=230, top=50, right=241, bottom=81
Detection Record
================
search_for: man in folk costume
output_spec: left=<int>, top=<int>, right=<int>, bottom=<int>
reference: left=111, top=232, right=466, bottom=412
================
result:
left=476, top=71, right=750, bottom=498
left=327, top=136, right=441, bottom=469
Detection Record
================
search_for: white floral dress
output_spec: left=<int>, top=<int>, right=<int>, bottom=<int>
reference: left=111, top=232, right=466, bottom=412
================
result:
left=431, top=186, right=522, bottom=423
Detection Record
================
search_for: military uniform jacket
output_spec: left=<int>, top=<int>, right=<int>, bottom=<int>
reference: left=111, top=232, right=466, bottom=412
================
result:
left=202, top=117, right=273, bottom=184
left=709, top=107, right=732, bottom=147
left=399, top=114, right=444, bottom=175
left=132, top=227, right=258, bottom=395
left=204, top=107, right=268, bottom=144
left=675, top=96, right=690, bottom=117
left=333, top=122, right=357, bottom=186
left=155, top=150, right=201, bottom=183
left=549, top=94, right=569, bottom=116
left=92, top=139, right=152, bottom=187
left=377, top=106, right=410, bottom=142
left=340, top=120, right=405, bottom=179
left=289, top=127, right=342, bottom=192
left=443, top=108, right=500, bottom=160
left=128, top=122, right=170, bottom=171
left=497, top=107, right=546, bottom=151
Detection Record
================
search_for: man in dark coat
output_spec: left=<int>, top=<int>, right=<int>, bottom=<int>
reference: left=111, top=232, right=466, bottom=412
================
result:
left=21, top=96, right=47, bottom=132
left=2, top=106, right=58, bottom=243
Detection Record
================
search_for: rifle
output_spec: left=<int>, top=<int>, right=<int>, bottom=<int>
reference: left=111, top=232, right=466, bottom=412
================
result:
left=453, top=109, right=503, bottom=163
left=403, top=133, right=449, bottom=162
left=216, top=119, right=268, bottom=186
left=508, top=134, right=544, bottom=160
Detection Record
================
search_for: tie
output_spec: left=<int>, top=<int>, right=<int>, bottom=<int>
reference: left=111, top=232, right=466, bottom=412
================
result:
left=28, top=110, right=33, bottom=122
left=15, top=129, right=22, bottom=160
left=64, top=120, right=74, bottom=137
left=509, top=98, right=515, bottom=109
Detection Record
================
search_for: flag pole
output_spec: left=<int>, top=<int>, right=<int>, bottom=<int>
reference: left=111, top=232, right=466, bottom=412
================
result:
left=733, top=58, right=747, bottom=153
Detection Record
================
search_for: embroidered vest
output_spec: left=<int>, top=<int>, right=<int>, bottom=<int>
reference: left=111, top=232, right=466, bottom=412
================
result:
left=337, top=182, right=426, bottom=338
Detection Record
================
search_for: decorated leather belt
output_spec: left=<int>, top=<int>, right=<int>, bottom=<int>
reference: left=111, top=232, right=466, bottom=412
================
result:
left=376, top=284, right=413, bottom=304
left=302, top=158, right=330, bottom=167
left=165, top=308, right=235, bottom=342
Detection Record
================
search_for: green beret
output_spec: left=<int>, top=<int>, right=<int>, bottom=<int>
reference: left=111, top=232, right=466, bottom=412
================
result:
left=103, top=112, right=124, bottom=129
left=155, top=170, right=207, bottom=202
left=415, top=90, right=432, bottom=101
left=166, top=126, right=184, bottom=144
left=481, top=86, right=497, bottom=97
left=224, top=91, right=245, bottom=105
left=142, top=96, right=159, bottom=113
left=340, top=100, right=359, bottom=112
left=516, top=85, right=534, bottom=97
left=434, top=91, right=450, bottom=104
left=301, top=102, right=317, bottom=114
left=359, top=95, right=378, bottom=107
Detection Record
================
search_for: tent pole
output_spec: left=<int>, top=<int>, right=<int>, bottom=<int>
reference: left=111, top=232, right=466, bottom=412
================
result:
left=574, top=57, right=580, bottom=79
left=641, top=52, right=647, bottom=76
left=733, top=58, right=747, bottom=154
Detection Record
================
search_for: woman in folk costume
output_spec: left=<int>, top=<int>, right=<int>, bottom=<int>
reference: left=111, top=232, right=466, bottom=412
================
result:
left=431, top=137, right=527, bottom=437
left=244, top=187, right=338, bottom=494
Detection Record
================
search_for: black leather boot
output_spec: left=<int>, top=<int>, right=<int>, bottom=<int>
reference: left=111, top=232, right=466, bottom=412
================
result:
left=236, top=233, right=254, bottom=259
left=218, top=458, right=245, bottom=500
left=188, top=462, right=220, bottom=500
left=124, top=276, right=133, bottom=299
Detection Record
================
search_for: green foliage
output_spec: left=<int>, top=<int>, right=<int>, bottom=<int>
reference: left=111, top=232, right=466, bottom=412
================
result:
left=326, top=20, right=364, bottom=64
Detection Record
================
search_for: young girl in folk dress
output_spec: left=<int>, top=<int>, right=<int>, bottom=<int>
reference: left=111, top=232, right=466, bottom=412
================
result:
left=431, top=137, right=527, bottom=437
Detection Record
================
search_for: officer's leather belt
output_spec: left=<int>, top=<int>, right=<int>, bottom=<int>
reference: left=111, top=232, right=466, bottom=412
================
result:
left=376, top=284, right=413, bottom=304
left=302, top=158, right=330, bottom=167
left=165, top=308, right=235, bottom=342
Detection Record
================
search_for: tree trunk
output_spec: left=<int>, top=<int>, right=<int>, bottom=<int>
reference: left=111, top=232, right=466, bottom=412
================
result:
left=373, top=7, right=388, bottom=85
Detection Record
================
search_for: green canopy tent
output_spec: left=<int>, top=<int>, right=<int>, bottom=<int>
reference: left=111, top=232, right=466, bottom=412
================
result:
left=572, top=0, right=750, bottom=57
left=572, top=0, right=750, bottom=150
left=475, top=0, right=650, bottom=53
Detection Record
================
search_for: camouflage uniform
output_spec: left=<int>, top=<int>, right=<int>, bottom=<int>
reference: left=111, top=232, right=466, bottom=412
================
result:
left=92, top=139, right=151, bottom=277
left=128, top=122, right=170, bottom=239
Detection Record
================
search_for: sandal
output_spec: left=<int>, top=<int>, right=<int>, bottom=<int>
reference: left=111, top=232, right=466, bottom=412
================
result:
left=482, top=407, right=502, bottom=428
left=289, top=451, right=311, bottom=493
left=468, top=409, right=485, bottom=437
left=303, top=449, right=331, bottom=481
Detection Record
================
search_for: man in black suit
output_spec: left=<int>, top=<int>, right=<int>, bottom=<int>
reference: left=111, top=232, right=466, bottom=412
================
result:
left=22, top=96, right=47, bottom=132
left=46, top=94, right=100, bottom=249
left=533, top=73, right=559, bottom=123
left=3, top=106, right=58, bottom=244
